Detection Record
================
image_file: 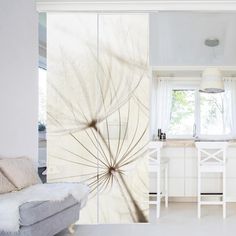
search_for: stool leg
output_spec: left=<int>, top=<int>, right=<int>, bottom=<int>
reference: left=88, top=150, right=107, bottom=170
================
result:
left=223, top=171, right=226, bottom=218
left=165, top=165, right=168, bottom=208
left=157, top=166, right=161, bottom=218
left=198, top=171, right=201, bottom=218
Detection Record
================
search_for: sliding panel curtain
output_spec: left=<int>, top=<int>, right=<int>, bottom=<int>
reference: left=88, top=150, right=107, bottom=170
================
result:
left=224, top=79, right=236, bottom=138
left=47, top=13, right=149, bottom=223
left=155, top=78, right=172, bottom=134
left=47, top=13, right=99, bottom=224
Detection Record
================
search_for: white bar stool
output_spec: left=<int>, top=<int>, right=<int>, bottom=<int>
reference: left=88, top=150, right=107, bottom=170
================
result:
left=195, top=141, right=228, bottom=218
left=148, top=141, right=169, bottom=218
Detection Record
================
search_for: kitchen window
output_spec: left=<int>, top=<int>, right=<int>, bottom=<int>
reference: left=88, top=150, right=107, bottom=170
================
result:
left=167, top=84, right=231, bottom=139
left=200, top=93, right=230, bottom=136
left=169, top=89, right=195, bottom=136
left=38, top=67, right=47, bottom=126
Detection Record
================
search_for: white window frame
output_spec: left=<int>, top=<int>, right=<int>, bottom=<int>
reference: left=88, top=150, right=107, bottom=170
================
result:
left=167, top=79, right=198, bottom=139
left=197, top=93, right=232, bottom=141
left=167, top=78, right=232, bottom=140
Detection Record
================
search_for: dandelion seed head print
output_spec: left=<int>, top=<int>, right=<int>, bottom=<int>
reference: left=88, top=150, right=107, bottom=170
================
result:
left=47, top=13, right=149, bottom=223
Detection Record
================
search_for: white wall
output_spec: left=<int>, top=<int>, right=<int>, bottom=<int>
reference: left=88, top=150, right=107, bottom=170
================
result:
left=0, top=0, right=38, bottom=164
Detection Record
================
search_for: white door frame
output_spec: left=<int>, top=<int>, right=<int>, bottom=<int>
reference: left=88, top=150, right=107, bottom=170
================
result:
left=37, top=1, right=236, bottom=12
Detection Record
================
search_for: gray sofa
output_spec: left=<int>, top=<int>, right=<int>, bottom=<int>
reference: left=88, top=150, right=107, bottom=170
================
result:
left=0, top=195, right=80, bottom=236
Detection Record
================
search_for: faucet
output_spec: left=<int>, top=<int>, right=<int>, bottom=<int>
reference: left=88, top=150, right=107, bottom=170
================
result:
left=193, top=123, right=198, bottom=139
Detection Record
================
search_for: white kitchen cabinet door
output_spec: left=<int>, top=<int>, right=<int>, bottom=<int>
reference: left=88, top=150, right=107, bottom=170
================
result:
left=226, top=148, right=236, bottom=180
left=162, top=147, right=185, bottom=178
left=168, top=178, right=185, bottom=196
left=226, top=178, right=236, bottom=201
left=185, top=147, right=197, bottom=178
left=185, top=178, right=197, bottom=197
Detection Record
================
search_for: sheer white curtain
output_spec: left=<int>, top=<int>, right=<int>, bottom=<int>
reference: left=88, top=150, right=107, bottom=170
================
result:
left=151, top=78, right=172, bottom=137
left=224, top=78, right=236, bottom=138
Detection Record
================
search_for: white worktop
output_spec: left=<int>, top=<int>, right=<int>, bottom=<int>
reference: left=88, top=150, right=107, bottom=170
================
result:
left=150, top=139, right=236, bottom=147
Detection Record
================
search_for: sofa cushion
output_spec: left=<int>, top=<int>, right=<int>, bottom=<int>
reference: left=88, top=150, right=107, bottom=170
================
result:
left=0, top=170, right=17, bottom=194
left=0, top=157, right=40, bottom=190
left=19, top=195, right=79, bottom=226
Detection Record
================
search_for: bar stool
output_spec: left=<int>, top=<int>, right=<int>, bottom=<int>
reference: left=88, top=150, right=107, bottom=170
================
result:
left=195, top=141, right=228, bottom=218
left=148, top=141, right=169, bottom=218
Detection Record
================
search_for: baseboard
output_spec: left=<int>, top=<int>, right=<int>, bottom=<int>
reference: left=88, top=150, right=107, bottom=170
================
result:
left=166, top=197, right=197, bottom=202
left=162, top=197, right=236, bottom=203
left=226, top=197, right=236, bottom=203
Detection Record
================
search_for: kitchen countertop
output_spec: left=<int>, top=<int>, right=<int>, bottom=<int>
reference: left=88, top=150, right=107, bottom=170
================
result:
left=151, top=139, right=236, bottom=147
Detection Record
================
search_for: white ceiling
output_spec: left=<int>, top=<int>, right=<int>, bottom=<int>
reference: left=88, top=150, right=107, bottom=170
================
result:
left=150, top=12, right=236, bottom=66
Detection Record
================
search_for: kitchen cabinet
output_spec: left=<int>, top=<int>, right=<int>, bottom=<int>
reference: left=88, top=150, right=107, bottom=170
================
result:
left=149, top=141, right=236, bottom=201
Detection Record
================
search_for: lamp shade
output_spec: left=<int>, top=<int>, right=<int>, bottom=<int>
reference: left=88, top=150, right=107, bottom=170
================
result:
left=200, top=67, right=224, bottom=93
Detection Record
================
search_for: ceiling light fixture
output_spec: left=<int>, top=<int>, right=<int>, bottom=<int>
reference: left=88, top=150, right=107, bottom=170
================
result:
left=200, top=67, right=224, bottom=93
left=204, top=38, right=220, bottom=47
